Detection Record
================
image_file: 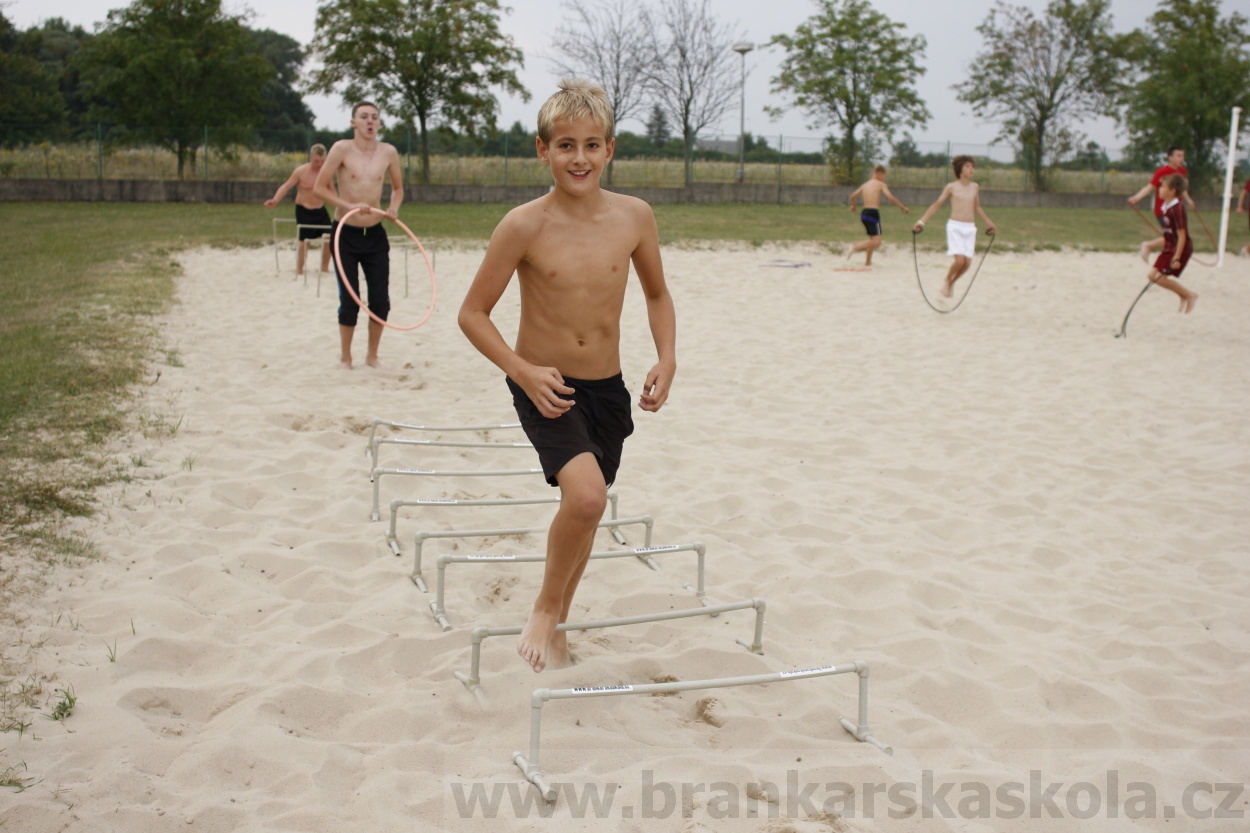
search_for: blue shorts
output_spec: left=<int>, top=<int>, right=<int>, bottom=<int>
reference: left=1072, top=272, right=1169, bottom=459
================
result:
left=861, top=208, right=882, bottom=236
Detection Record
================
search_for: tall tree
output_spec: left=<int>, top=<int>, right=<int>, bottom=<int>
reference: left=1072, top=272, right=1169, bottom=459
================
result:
left=75, top=0, right=271, bottom=178
left=548, top=0, right=652, bottom=184
left=1119, top=0, right=1250, bottom=193
left=29, top=18, right=93, bottom=135
left=308, top=0, right=528, bottom=184
left=0, top=12, right=66, bottom=145
left=247, top=28, right=315, bottom=147
left=646, top=103, right=671, bottom=149
left=646, top=0, right=741, bottom=187
left=770, top=0, right=928, bottom=185
left=955, top=0, right=1122, bottom=191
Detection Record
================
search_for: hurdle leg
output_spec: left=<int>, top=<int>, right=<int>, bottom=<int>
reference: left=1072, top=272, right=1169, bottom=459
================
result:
left=838, top=663, right=893, bottom=755
left=513, top=695, right=556, bottom=802
left=735, top=598, right=767, bottom=655
left=429, top=561, right=452, bottom=631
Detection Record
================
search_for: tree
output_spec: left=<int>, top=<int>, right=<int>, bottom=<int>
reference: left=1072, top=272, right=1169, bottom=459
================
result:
left=645, top=103, right=670, bottom=148
left=75, top=0, right=271, bottom=178
left=0, top=12, right=66, bottom=145
left=247, top=27, right=316, bottom=149
left=29, top=18, right=93, bottom=135
left=548, top=0, right=653, bottom=184
left=646, top=0, right=742, bottom=187
left=769, top=0, right=929, bottom=185
left=1119, top=0, right=1250, bottom=193
left=955, top=0, right=1122, bottom=191
left=308, top=0, right=528, bottom=184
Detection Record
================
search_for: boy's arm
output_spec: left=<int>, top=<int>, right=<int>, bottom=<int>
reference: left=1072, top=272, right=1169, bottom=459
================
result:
left=973, top=186, right=996, bottom=234
left=1239, top=188, right=1249, bottom=212
left=629, top=204, right=676, bottom=413
left=458, top=214, right=574, bottom=418
left=913, top=184, right=951, bottom=232
left=1127, top=181, right=1154, bottom=205
left=264, top=167, right=302, bottom=208
left=1172, top=227, right=1188, bottom=269
left=848, top=183, right=864, bottom=211
left=384, top=146, right=404, bottom=220
left=883, top=184, right=909, bottom=214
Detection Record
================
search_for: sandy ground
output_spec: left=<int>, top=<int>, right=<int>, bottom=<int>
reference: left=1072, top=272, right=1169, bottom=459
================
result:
left=1, top=235, right=1247, bottom=832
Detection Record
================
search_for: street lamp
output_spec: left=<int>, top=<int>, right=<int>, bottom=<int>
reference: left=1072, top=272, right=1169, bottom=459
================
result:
left=733, top=41, right=754, bottom=184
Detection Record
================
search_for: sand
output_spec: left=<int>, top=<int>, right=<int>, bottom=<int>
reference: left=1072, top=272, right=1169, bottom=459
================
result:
left=1, top=237, right=1247, bottom=832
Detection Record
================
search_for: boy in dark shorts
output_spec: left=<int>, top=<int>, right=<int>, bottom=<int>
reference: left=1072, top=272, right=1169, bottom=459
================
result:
left=846, top=165, right=909, bottom=266
left=264, top=144, right=334, bottom=277
left=1147, top=173, right=1198, bottom=313
left=459, top=80, right=677, bottom=673
left=313, top=103, right=403, bottom=369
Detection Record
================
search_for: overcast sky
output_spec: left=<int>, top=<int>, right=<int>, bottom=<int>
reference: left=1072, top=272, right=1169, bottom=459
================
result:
left=7, top=0, right=1246, bottom=156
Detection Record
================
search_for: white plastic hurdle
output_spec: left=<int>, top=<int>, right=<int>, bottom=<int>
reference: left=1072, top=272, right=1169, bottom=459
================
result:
left=271, top=217, right=295, bottom=273
left=385, top=492, right=627, bottom=555
left=428, top=542, right=707, bottom=631
left=410, top=514, right=655, bottom=591
left=366, top=418, right=523, bottom=451
left=370, top=434, right=533, bottom=472
left=315, top=237, right=430, bottom=297
left=514, top=661, right=892, bottom=802
left=454, top=598, right=768, bottom=697
left=370, top=466, right=543, bottom=522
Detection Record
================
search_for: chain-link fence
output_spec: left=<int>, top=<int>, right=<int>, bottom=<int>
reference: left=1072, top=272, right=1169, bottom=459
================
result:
left=0, top=123, right=1164, bottom=194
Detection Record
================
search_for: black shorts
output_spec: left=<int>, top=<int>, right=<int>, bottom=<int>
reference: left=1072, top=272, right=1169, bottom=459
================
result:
left=861, top=208, right=882, bottom=236
left=296, top=205, right=332, bottom=240
left=331, top=221, right=390, bottom=327
left=507, top=373, right=634, bottom=487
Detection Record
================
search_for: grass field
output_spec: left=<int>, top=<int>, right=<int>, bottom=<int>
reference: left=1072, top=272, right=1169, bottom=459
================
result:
left=0, top=199, right=1231, bottom=708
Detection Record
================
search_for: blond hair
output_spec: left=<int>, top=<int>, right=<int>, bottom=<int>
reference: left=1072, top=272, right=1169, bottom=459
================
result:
left=537, top=79, right=614, bottom=143
left=310, top=143, right=327, bottom=158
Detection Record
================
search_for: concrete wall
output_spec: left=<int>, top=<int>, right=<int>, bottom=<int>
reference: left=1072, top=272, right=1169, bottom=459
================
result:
left=0, top=178, right=1226, bottom=211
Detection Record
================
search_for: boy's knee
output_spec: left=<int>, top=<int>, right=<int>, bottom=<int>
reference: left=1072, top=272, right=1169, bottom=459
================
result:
left=562, top=487, right=607, bottom=522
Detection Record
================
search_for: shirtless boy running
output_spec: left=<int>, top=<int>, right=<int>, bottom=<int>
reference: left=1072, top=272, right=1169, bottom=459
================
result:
left=459, top=80, right=677, bottom=673
left=313, top=102, right=404, bottom=369
left=912, top=155, right=997, bottom=298
left=264, top=144, right=334, bottom=278
left=846, top=165, right=909, bottom=266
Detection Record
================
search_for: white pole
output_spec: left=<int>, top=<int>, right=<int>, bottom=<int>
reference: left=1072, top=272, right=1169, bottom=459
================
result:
left=1218, top=106, right=1242, bottom=268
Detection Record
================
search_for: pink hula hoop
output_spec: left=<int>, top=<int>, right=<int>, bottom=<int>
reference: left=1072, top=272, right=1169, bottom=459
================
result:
left=333, top=207, right=437, bottom=330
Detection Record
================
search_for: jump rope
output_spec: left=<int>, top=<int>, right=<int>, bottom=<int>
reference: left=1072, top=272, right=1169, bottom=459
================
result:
left=910, top=227, right=996, bottom=314
left=332, top=207, right=438, bottom=330
left=1116, top=201, right=1218, bottom=338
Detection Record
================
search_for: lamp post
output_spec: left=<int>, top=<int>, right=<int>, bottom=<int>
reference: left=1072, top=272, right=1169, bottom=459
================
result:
left=733, top=41, right=753, bottom=184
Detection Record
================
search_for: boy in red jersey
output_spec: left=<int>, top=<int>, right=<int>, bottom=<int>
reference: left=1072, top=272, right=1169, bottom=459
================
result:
left=1147, top=174, right=1198, bottom=313
left=1127, top=146, right=1195, bottom=262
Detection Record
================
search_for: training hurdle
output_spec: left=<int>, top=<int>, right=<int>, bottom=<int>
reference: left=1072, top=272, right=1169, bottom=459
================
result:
left=455, top=598, right=767, bottom=696
left=370, top=465, right=545, bottom=521
left=386, top=492, right=627, bottom=555
left=514, top=661, right=892, bottom=802
left=366, top=418, right=523, bottom=452
left=315, top=237, right=432, bottom=297
left=427, top=541, right=707, bottom=631
left=271, top=217, right=295, bottom=273
left=411, top=515, right=655, bottom=591
left=369, top=434, right=533, bottom=472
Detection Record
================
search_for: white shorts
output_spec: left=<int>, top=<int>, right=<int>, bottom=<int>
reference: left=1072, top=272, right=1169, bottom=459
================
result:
left=946, top=220, right=977, bottom=258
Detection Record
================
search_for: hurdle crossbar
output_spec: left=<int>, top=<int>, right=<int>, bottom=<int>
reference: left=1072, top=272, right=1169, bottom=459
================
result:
left=412, top=515, right=654, bottom=591
left=294, top=223, right=332, bottom=287
left=515, top=661, right=891, bottom=802
left=271, top=217, right=295, bottom=273
left=455, top=598, right=767, bottom=695
left=371, top=466, right=542, bottom=521
left=428, top=541, right=706, bottom=631
left=387, top=492, right=625, bottom=554
left=370, top=435, right=533, bottom=471
left=367, top=418, right=523, bottom=452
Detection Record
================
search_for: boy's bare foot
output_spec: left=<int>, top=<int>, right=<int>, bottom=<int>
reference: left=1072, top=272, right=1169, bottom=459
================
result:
left=518, top=606, right=559, bottom=673
left=340, top=359, right=353, bottom=370
left=1184, top=293, right=1198, bottom=313
left=546, top=631, right=574, bottom=670
left=845, top=244, right=854, bottom=261
left=365, top=356, right=382, bottom=369
left=939, top=277, right=954, bottom=298
left=1138, top=242, right=1150, bottom=263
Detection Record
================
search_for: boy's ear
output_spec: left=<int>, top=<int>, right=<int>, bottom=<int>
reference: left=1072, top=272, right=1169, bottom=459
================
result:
left=605, top=136, right=616, bottom=163
left=535, top=136, right=549, bottom=165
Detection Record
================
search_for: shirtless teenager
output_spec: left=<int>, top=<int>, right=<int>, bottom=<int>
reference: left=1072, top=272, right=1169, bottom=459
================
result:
left=313, top=102, right=404, bottom=369
left=846, top=165, right=909, bottom=266
left=459, top=80, right=677, bottom=673
left=912, top=155, right=997, bottom=298
left=1127, top=146, right=1195, bottom=263
left=264, top=144, right=334, bottom=277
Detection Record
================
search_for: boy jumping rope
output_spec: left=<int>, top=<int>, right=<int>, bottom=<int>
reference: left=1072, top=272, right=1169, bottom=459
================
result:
left=458, top=80, right=677, bottom=673
left=912, top=155, right=997, bottom=297
left=1127, top=146, right=1195, bottom=263
left=1146, top=173, right=1198, bottom=313
left=264, top=144, right=334, bottom=278
left=846, top=165, right=909, bottom=266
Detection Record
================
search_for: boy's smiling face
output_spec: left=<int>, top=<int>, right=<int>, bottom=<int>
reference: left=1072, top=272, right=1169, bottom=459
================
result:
left=537, top=115, right=615, bottom=194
